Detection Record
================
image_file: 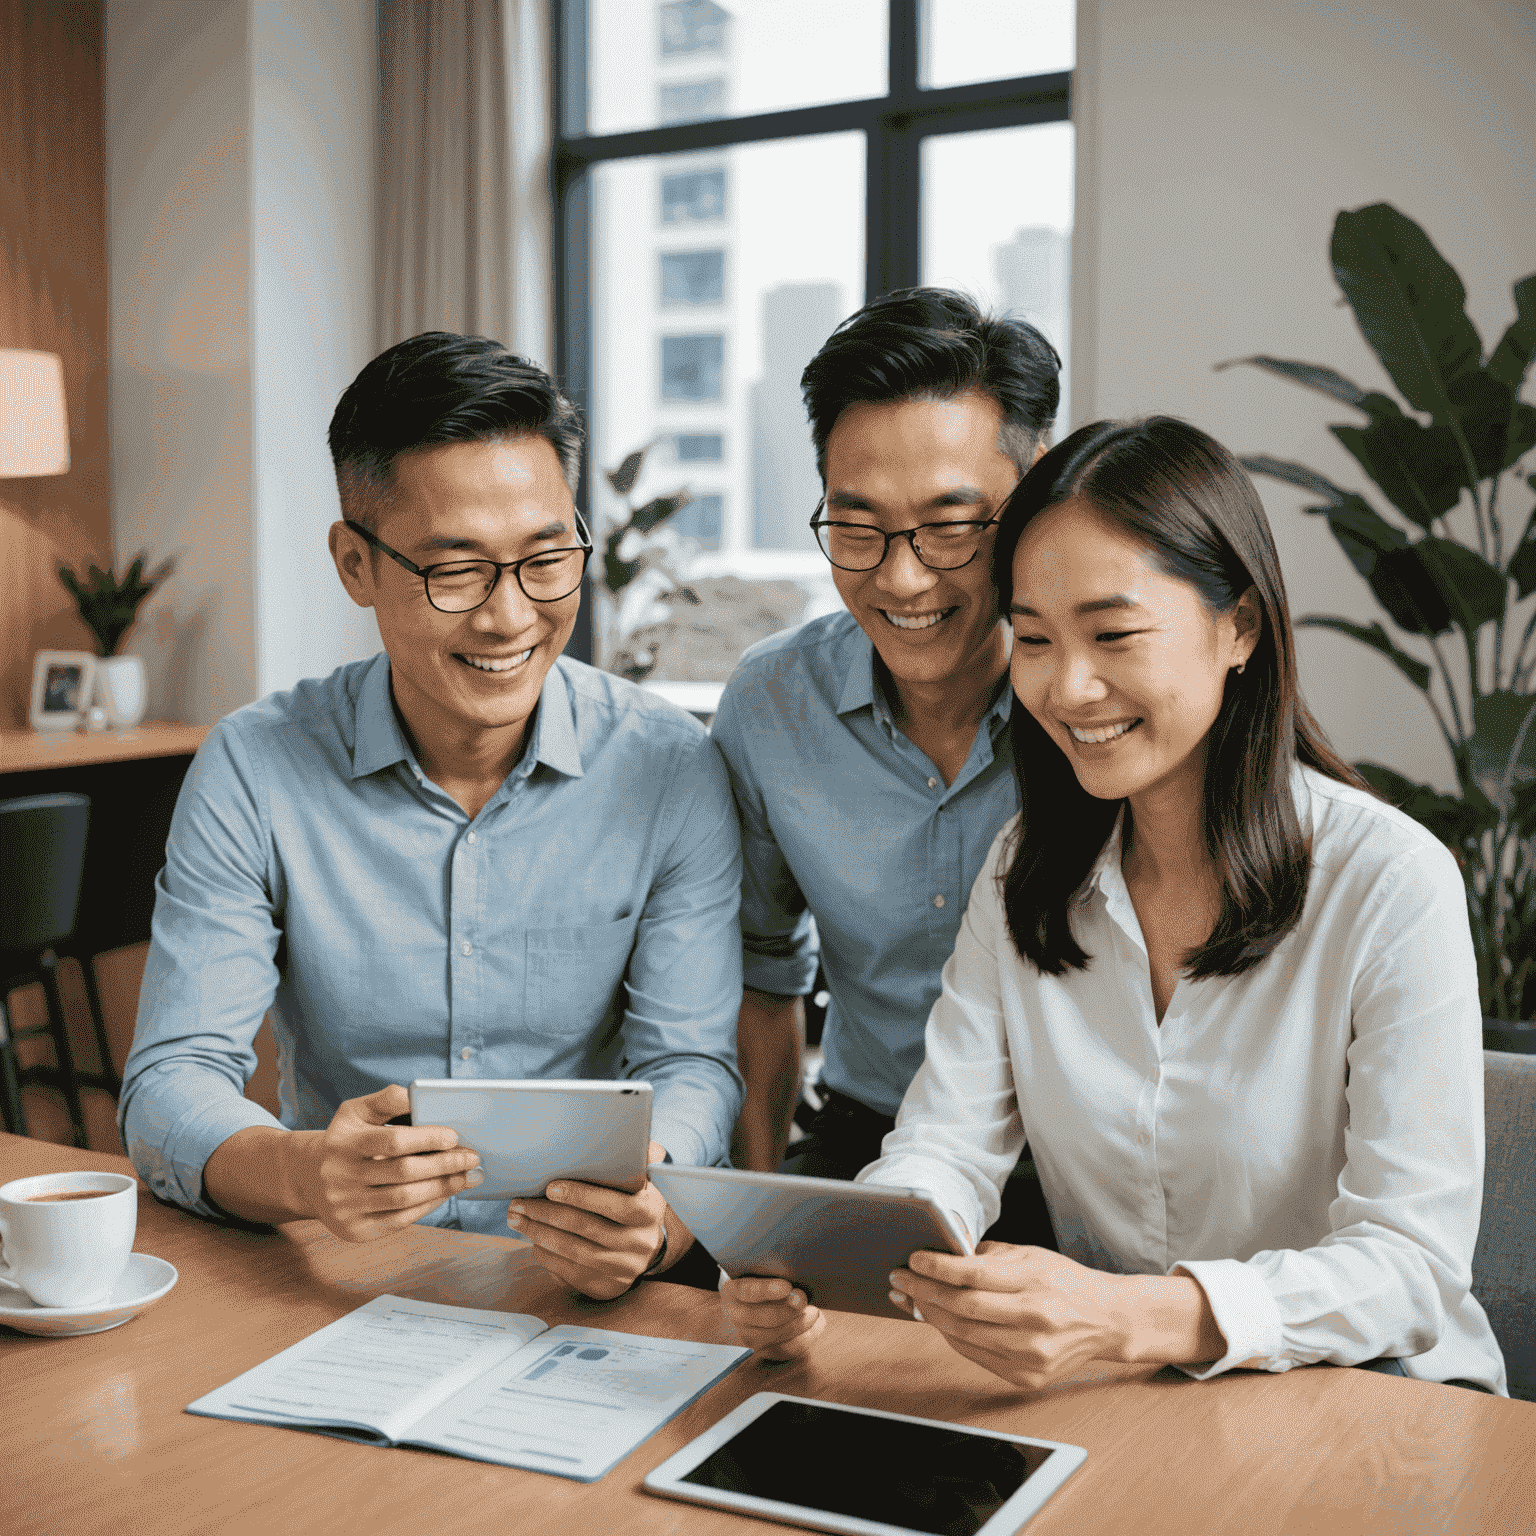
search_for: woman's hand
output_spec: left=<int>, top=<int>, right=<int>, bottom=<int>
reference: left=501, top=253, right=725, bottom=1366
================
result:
left=887, top=1240, right=1123, bottom=1390
left=722, top=1276, right=827, bottom=1361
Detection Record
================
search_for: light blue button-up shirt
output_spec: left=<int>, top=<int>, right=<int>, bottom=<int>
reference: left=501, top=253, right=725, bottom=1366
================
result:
left=711, top=610, right=1017, bottom=1117
left=119, top=652, right=743, bottom=1236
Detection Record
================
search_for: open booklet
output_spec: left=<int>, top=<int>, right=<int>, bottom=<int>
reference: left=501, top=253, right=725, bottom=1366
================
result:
left=186, top=1295, right=750, bottom=1482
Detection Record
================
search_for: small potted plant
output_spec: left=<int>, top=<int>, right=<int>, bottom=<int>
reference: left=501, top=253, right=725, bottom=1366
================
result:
left=57, top=553, right=173, bottom=728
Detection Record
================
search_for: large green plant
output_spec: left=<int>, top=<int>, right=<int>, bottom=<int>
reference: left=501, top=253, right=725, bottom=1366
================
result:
left=1221, top=204, right=1536, bottom=1018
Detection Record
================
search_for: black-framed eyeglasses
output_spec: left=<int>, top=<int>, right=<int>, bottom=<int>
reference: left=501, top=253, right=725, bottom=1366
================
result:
left=342, top=517, right=593, bottom=612
left=808, top=499, right=1000, bottom=573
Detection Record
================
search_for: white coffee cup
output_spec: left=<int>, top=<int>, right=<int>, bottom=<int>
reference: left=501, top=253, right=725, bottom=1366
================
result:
left=0, top=1171, right=138, bottom=1308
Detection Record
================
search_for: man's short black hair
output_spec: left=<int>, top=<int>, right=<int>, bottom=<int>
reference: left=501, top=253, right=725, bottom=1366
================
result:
left=328, top=332, right=584, bottom=529
left=800, top=287, right=1061, bottom=480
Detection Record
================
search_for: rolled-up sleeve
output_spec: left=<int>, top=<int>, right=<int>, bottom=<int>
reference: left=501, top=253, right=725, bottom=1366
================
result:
left=118, top=721, right=285, bottom=1217
left=1173, top=841, right=1493, bottom=1386
left=710, top=676, right=818, bottom=998
left=621, top=735, right=744, bottom=1166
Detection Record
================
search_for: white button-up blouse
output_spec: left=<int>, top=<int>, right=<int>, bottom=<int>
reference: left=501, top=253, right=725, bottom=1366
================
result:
left=860, top=767, right=1507, bottom=1395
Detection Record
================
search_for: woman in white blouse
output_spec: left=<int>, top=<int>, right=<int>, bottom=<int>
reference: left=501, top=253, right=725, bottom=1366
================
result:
left=725, top=415, right=1506, bottom=1396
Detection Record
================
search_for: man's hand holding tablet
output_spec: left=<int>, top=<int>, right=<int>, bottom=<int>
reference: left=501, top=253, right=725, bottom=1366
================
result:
left=508, top=1141, right=681, bottom=1300
left=203, top=1084, right=485, bottom=1242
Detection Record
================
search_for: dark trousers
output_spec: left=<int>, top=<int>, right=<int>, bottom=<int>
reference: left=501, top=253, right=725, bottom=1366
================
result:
left=780, top=1089, right=1060, bottom=1252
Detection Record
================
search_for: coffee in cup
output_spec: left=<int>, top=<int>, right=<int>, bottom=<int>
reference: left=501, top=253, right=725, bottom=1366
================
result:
left=0, top=1172, right=138, bottom=1307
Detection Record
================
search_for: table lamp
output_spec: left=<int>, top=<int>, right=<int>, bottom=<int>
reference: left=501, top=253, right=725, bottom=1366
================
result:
left=0, top=349, right=70, bottom=477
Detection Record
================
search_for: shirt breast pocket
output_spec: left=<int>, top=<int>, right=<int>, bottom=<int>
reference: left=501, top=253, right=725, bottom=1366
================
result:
left=523, top=914, right=640, bottom=1035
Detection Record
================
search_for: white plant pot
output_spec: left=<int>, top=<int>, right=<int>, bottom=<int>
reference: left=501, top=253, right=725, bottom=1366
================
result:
left=94, top=654, right=148, bottom=728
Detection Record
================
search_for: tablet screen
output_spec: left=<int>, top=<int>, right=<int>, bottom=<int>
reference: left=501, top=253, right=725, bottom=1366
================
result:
left=679, top=1401, right=1054, bottom=1536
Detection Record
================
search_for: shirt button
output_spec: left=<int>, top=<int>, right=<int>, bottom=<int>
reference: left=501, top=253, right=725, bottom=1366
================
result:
left=467, top=831, right=477, bottom=844
left=927, top=777, right=937, bottom=789
left=1138, top=1129, right=1152, bottom=1146
left=460, top=941, right=472, bottom=956
left=933, top=894, right=946, bottom=909
left=460, top=1047, right=472, bottom=1061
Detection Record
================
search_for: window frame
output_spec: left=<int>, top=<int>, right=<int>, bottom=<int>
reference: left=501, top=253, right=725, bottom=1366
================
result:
left=553, top=0, right=1072, bottom=661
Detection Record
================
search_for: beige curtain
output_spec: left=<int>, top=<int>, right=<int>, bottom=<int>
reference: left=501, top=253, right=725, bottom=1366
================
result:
left=375, top=0, right=552, bottom=362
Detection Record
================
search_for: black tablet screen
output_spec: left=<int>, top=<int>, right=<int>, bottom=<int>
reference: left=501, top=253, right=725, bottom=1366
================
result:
left=681, top=1401, right=1053, bottom=1536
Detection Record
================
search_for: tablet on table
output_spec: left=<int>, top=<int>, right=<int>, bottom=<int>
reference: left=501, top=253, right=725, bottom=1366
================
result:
left=407, top=1079, right=652, bottom=1200
left=644, top=1391, right=1086, bottom=1535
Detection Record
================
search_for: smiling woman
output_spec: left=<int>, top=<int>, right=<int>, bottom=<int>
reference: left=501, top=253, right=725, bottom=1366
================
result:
left=993, top=416, right=1358, bottom=982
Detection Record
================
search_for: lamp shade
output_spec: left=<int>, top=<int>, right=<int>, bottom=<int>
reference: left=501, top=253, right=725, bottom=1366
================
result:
left=0, top=349, right=70, bottom=477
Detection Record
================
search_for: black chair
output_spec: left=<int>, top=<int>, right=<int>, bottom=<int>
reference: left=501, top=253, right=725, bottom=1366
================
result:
left=0, top=793, right=119, bottom=1146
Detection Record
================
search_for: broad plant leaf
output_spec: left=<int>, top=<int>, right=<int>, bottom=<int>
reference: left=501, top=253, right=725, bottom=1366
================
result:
left=1471, top=691, right=1536, bottom=809
left=1296, top=615, right=1431, bottom=690
left=1507, top=504, right=1536, bottom=600
left=1331, top=204, right=1483, bottom=422
left=1330, top=401, right=1464, bottom=527
left=1487, top=274, right=1536, bottom=394
left=1304, top=491, right=1407, bottom=579
left=1241, top=456, right=1353, bottom=503
left=1214, top=356, right=1369, bottom=408
left=1356, top=760, right=1497, bottom=846
left=1411, top=537, right=1508, bottom=636
left=1447, top=369, right=1536, bottom=481
left=631, top=489, right=693, bottom=534
left=603, top=528, right=640, bottom=594
left=604, top=446, right=649, bottom=498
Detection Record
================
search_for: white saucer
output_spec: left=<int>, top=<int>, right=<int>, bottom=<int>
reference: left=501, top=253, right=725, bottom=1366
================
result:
left=0, top=1253, right=178, bottom=1337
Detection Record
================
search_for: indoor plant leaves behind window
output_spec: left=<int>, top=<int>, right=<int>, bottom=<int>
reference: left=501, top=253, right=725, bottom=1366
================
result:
left=1219, top=203, right=1536, bottom=1034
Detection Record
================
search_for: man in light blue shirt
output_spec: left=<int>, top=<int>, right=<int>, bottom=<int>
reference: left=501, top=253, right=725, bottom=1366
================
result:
left=714, top=290, right=1058, bottom=1247
left=120, top=333, right=742, bottom=1299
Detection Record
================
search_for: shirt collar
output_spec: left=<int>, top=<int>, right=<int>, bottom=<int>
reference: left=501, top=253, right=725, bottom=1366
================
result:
left=834, top=624, right=1014, bottom=731
left=523, top=662, right=585, bottom=780
left=349, top=652, right=585, bottom=782
left=350, top=653, right=412, bottom=779
left=835, top=626, right=879, bottom=716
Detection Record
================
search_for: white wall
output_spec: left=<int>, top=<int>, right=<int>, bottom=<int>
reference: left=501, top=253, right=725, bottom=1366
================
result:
left=1075, top=0, right=1536, bottom=790
left=107, top=0, right=380, bottom=726
left=253, top=0, right=381, bottom=697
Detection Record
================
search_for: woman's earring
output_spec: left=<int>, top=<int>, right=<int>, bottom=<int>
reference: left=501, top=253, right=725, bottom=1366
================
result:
left=1235, top=660, right=1246, bottom=675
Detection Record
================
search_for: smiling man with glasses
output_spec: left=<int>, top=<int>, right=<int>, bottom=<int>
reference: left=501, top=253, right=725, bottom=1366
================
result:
left=712, top=290, right=1061, bottom=1248
left=119, top=332, right=743, bottom=1300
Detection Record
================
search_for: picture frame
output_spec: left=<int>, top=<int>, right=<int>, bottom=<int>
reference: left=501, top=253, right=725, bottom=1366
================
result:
left=29, top=650, right=97, bottom=732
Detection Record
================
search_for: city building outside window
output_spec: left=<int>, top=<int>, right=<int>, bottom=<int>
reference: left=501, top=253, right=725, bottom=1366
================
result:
left=558, top=0, right=1075, bottom=700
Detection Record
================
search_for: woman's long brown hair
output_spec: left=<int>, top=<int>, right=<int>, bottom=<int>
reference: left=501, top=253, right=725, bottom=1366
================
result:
left=993, top=416, right=1366, bottom=977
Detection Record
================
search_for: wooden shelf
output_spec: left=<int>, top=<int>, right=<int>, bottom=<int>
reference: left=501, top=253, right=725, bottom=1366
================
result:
left=0, top=720, right=208, bottom=775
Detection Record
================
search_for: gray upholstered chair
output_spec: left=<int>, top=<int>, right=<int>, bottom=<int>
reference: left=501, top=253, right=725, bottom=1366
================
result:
left=1473, top=1050, right=1536, bottom=1401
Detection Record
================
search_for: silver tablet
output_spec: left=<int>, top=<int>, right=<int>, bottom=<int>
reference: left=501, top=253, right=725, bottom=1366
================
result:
left=407, top=1079, right=652, bottom=1200
left=646, top=1164, right=972, bottom=1319
left=644, top=1392, right=1086, bottom=1536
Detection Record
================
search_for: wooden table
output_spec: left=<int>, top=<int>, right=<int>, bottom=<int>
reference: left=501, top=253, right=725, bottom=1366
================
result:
left=3, top=1133, right=1533, bottom=1536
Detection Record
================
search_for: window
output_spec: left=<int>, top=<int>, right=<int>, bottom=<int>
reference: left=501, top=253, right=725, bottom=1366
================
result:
left=556, top=0, right=1074, bottom=672
left=660, top=0, right=728, bottom=56
left=676, top=432, right=723, bottom=460
left=659, top=166, right=726, bottom=222
left=660, top=250, right=725, bottom=306
left=660, top=334, right=724, bottom=400
left=658, top=78, right=726, bottom=125
left=672, top=491, right=723, bottom=547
